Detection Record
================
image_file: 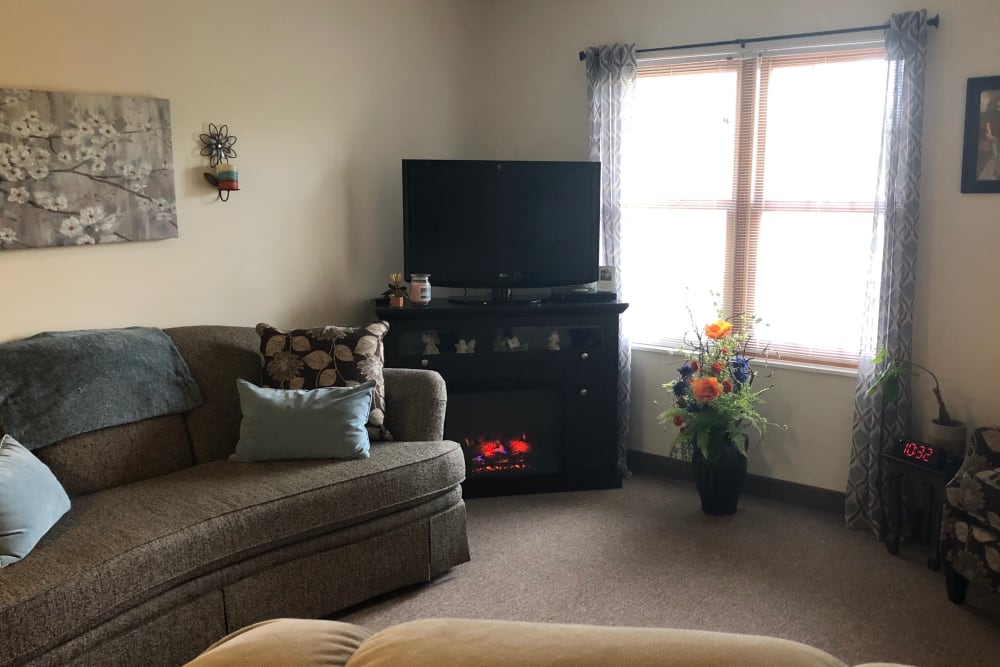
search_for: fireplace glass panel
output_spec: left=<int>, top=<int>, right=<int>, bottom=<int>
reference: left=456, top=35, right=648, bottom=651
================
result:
left=393, top=325, right=606, bottom=358
left=446, top=388, right=561, bottom=478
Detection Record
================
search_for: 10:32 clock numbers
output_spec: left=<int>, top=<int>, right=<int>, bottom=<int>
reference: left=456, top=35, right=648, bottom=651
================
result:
left=901, top=440, right=935, bottom=463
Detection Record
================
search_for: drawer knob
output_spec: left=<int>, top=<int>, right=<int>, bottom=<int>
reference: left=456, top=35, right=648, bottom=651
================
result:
left=579, top=389, right=589, bottom=397
left=421, top=358, right=429, bottom=367
left=580, top=352, right=589, bottom=360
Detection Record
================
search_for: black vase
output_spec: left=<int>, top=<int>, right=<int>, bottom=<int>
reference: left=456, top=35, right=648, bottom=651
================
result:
left=691, top=438, right=748, bottom=516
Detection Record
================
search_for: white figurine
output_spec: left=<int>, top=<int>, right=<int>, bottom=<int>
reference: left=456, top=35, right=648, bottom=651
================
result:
left=547, top=331, right=560, bottom=351
left=422, top=330, right=440, bottom=355
left=456, top=339, right=477, bottom=354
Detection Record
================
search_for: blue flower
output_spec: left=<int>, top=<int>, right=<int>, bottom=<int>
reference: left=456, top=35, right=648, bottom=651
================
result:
left=673, top=380, right=689, bottom=396
left=730, top=356, right=751, bottom=383
left=678, top=364, right=694, bottom=378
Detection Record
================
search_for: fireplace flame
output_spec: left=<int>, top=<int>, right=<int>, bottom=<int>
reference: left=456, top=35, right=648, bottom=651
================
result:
left=508, top=438, right=530, bottom=455
left=462, top=433, right=535, bottom=476
left=480, top=439, right=505, bottom=458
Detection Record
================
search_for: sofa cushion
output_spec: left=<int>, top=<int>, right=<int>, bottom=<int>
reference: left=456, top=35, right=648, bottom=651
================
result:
left=256, top=322, right=391, bottom=441
left=346, top=618, right=851, bottom=667
left=165, top=326, right=262, bottom=464
left=32, top=414, right=195, bottom=496
left=0, top=440, right=465, bottom=666
left=231, top=380, right=373, bottom=462
left=0, top=435, right=71, bottom=567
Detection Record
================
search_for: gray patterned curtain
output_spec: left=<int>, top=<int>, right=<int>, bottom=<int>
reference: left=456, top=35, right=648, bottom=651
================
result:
left=846, top=10, right=928, bottom=533
left=583, top=44, right=636, bottom=476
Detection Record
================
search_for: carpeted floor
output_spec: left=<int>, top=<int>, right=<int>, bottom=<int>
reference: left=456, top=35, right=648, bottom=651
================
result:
left=337, top=474, right=1000, bottom=666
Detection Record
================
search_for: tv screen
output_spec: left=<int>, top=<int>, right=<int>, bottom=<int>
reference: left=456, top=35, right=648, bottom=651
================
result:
left=402, top=160, right=600, bottom=292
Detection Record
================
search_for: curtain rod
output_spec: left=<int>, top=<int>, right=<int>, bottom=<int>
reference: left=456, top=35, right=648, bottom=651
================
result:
left=577, top=14, right=939, bottom=61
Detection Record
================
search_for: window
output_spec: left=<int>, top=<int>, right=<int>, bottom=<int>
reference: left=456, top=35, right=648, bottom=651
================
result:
left=622, top=47, right=887, bottom=367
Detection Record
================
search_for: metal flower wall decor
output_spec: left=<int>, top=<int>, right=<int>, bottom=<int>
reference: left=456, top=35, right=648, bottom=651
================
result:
left=200, top=123, right=239, bottom=201
left=199, top=123, right=237, bottom=168
left=0, top=87, right=177, bottom=250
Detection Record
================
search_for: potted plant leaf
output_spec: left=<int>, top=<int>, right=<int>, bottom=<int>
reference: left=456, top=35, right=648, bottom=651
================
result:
left=866, top=347, right=966, bottom=457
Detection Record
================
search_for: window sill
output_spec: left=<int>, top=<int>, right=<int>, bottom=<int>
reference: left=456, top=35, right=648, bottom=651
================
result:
left=630, top=342, right=857, bottom=378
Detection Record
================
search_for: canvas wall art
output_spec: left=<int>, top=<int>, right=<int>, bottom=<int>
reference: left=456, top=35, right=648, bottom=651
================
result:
left=0, top=88, right=176, bottom=250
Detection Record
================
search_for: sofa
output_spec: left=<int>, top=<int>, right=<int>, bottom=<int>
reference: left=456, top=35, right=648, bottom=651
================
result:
left=184, top=617, right=912, bottom=667
left=941, top=426, right=1000, bottom=603
left=0, top=325, right=470, bottom=667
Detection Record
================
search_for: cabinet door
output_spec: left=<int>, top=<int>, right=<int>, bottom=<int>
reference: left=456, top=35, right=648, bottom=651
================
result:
left=562, top=376, right=617, bottom=475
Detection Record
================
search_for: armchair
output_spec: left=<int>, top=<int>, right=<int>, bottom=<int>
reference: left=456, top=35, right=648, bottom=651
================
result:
left=940, top=426, right=1000, bottom=603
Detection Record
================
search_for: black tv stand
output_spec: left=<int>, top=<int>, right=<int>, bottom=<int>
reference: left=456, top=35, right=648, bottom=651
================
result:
left=447, top=288, right=544, bottom=306
left=372, top=299, right=628, bottom=497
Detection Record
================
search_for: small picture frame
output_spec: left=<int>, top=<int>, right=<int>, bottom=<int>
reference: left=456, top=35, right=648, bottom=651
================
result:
left=597, top=265, right=617, bottom=293
left=961, top=75, right=1000, bottom=193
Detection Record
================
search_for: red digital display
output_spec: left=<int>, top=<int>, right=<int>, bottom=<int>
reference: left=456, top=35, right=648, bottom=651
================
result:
left=901, top=440, right=935, bottom=462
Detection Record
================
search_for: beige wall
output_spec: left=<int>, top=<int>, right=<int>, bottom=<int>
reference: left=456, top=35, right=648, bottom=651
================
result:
left=478, top=0, right=1000, bottom=490
left=0, top=0, right=482, bottom=340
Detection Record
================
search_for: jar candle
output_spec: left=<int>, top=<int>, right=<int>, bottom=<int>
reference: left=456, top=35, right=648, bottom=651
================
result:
left=409, top=274, right=431, bottom=305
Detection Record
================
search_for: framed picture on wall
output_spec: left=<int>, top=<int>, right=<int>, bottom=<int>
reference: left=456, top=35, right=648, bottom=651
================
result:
left=961, top=75, right=1000, bottom=193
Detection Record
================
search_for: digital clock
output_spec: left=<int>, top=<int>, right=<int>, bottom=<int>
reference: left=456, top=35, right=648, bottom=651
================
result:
left=891, top=437, right=948, bottom=470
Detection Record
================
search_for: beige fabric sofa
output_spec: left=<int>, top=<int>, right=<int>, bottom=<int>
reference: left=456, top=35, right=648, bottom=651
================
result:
left=0, top=326, right=469, bottom=667
left=186, top=617, right=913, bottom=667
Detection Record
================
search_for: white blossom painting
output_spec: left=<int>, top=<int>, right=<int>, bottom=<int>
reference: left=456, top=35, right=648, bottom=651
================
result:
left=0, top=88, right=176, bottom=250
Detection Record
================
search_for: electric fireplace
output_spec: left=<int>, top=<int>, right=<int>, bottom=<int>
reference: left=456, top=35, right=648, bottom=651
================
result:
left=374, top=299, right=627, bottom=497
left=445, top=387, right=561, bottom=480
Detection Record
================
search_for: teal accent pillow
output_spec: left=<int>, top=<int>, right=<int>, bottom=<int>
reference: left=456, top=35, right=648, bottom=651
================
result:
left=231, top=379, right=374, bottom=462
left=0, top=434, right=71, bottom=567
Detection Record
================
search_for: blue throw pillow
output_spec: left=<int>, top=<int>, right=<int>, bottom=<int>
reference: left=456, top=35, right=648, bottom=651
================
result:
left=231, top=379, right=374, bottom=462
left=0, top=434, right=71, bottom=567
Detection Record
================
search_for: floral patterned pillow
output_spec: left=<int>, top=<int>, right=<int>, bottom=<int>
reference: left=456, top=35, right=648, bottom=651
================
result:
left=256, top=322, right=391, bottom=441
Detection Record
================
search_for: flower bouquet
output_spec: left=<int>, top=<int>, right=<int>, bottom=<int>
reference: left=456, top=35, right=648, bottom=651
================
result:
left=657, top=312, right=779, bottom=514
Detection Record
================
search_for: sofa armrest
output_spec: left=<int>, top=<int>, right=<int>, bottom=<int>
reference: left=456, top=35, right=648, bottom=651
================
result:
left=184, top=618, right=372, bottom=667
left=382, top=369, right=447, bottom=442
left=964, top=427, right=1000, bottom=471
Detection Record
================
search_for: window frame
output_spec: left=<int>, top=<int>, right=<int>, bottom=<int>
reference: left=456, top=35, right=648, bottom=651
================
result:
left=625, top=46, right=887, bottom=369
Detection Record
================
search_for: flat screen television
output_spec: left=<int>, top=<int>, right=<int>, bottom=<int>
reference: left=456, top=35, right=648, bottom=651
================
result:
left=402, top=159, right=601, bottom=302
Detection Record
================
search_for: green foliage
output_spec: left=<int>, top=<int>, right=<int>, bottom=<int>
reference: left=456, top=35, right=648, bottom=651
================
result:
left=866, top=347, right=955, bottom=425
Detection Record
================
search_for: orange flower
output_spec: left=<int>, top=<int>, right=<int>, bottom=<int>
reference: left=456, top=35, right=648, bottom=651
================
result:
left=692, top=377, right=722, bottom=402
left=710, top=362, right=723, bottom=375
left=704, top=320, right=733, bottom=339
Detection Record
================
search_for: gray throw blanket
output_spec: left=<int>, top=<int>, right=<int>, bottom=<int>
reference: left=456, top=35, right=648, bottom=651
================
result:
left=0, top=327, right=203, bottom=450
